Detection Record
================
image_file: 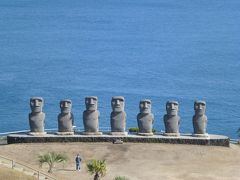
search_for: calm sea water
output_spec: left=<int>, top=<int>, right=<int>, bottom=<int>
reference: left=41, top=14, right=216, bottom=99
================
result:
left=0, top=0, right=239, bottom=138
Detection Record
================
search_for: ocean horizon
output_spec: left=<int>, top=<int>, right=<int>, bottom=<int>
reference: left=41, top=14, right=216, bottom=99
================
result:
left=0, top=0, right=240, bottom=138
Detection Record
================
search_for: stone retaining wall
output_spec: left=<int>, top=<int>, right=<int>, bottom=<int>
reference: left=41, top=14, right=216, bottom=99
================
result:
left=7, top=133, right=230, bottom=147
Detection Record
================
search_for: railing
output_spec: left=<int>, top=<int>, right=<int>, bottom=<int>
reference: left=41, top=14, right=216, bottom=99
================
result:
left=74, top=126, right=112, bottom=132
left=0, top=155, right=57, bottom=180
left=0, top=126, right=164, bottom=135
left=230, top=139, right=240, bottom=144
left=0, top=130, right=30, bottom=136
left=0, top=127, right=112, bottom=136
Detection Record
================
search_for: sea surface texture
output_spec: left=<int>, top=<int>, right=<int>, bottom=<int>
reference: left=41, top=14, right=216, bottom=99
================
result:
left=0, top=0, right=239, bottom=138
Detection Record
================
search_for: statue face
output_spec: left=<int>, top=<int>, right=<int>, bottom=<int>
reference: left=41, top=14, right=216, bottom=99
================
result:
left=139, top=99, right=151, bottom=114
left=111, top=96, right=124, bottom=112
left=85, top=96, right=98, bottom=111
left=30, top=97, right=43, bottom=113
left=194, top=101, right=206, bottom=115
left=60, top=99, right=72, bottom=113
left=166, top=101, right=178, bottom=116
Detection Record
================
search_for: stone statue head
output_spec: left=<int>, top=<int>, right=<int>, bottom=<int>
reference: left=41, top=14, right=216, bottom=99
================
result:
left=85, top=96, right=98, bottom=111
left=139, top=99, right=151, bottom=114
left=166, top=101, right=179, bottom=116
left=111, top=96, right=125, bottom=112
left=30, top=97, right=44, bottom=113
left=60, top=99, right=72, bottom=113
left=194, top=100, right=206, bottom=115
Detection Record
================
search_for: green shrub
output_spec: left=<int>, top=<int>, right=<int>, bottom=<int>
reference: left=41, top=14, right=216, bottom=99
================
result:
left=128, top=127, right=156, bottom=133
left=128, top=127, right=139, bottom=132
left=114, top=176, right=129, bottom=180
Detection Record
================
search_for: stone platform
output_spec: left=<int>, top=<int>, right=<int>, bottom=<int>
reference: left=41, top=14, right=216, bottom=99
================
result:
left=7, top=133, right=230, bottom=147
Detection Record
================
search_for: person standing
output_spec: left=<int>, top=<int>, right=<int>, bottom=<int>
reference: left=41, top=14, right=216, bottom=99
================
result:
left=75, top=154, right=82, bottom=171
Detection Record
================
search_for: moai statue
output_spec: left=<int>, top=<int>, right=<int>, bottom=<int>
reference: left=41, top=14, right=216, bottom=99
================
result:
left=56, top=99, right=74, bottom=135
left=82, top=96, right=102, bottom=135
left=192, top=101, right=208, bottom=137
left=137, top=99, right=154, bottom=136
left=28, top=97, right=46, bottom=135
left=163, top=101, right=180, bottom=136
left=110, top=96, right=127, bottom=135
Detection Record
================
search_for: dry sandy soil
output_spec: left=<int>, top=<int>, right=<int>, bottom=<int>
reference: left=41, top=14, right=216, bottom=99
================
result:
left=0, top=142, right=239, bottom=180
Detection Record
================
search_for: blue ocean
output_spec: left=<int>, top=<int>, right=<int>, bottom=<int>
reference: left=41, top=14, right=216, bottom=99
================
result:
left=0, top=0, right=239, bottom=138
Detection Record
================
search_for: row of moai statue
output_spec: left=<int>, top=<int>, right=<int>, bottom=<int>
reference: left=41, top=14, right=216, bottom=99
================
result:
left=29, top=96, right=208, bottom=137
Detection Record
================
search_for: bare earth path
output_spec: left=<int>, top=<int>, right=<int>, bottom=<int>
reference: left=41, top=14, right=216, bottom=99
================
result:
left=0, top=142, right=239, bottom=180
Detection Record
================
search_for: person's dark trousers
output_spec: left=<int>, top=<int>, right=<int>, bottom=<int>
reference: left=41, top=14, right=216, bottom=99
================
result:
left=76, top=163, right=80, bottom=171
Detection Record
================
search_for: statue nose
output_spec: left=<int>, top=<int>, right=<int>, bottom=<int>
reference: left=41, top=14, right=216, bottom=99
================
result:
left=89, top=99, right=94, bottom=105
left=143, top=102, right=148, bottom=108
left=116, top=100, right=120, bottom=105
left=34, top=100, right=40, bottom=106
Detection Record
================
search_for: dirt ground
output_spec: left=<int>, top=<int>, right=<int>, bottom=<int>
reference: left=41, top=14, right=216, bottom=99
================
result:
left=0, top=142, right=239, bottom=180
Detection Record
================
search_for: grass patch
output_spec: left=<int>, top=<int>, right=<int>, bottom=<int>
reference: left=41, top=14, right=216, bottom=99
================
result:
left=114, top=176, right=129, bottom=180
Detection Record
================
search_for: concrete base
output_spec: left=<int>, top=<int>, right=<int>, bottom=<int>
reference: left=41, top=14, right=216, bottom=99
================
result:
left=192, top=133, right=209, bottom=137
left=81, top=132, right=103, bottom=135
left=7, top=133, right=230, bottom=147
left=163, top=133, right=180, bottom=137
left=28, top=132, right=47, bottom=136
left=138, top=132, right=154, bottom=136
left=109, top=132, right=128, bottom=136
left=55, top=132, right=74, bottom=135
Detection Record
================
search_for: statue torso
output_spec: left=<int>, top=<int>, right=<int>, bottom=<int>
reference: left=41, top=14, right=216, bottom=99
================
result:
left=137, top=113, right=154, bottom=133
left=164, top=114, right=180, bottom=133
left=111, top=111, right=126, bottom=132
left=83, top=110, right=99, bottom=132
left=29, top=112, right=45, bottom=132
left=192, top=115, right=207, bottom=134
left=58, top=113, right=74, bottom=132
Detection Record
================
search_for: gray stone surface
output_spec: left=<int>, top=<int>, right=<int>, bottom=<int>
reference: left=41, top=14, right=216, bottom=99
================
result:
left=83, top=96, right=101, bottom=134
left=137, top=99, right=154, bottom=136
left=192, top=100, right=208, bottom=136
left=57, top=99, right=74, bottom=133
left=7, top=133, right=230, bottom=147
left=163, top=101, right=180, bottom=136
left=110, top=96, right=127, bottom=134
left=29, top=97, right=45, bottom=134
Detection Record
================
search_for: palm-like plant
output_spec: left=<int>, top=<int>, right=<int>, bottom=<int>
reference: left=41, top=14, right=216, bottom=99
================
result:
left=87, top=159, right=107, bottom=180
left=38, top=152, right=68, bottom=173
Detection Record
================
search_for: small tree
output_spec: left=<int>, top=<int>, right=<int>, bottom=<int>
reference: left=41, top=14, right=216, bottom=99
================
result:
left=87, top=159, right=106, bottom=180
left=38, top=152, right=68, bottom=173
